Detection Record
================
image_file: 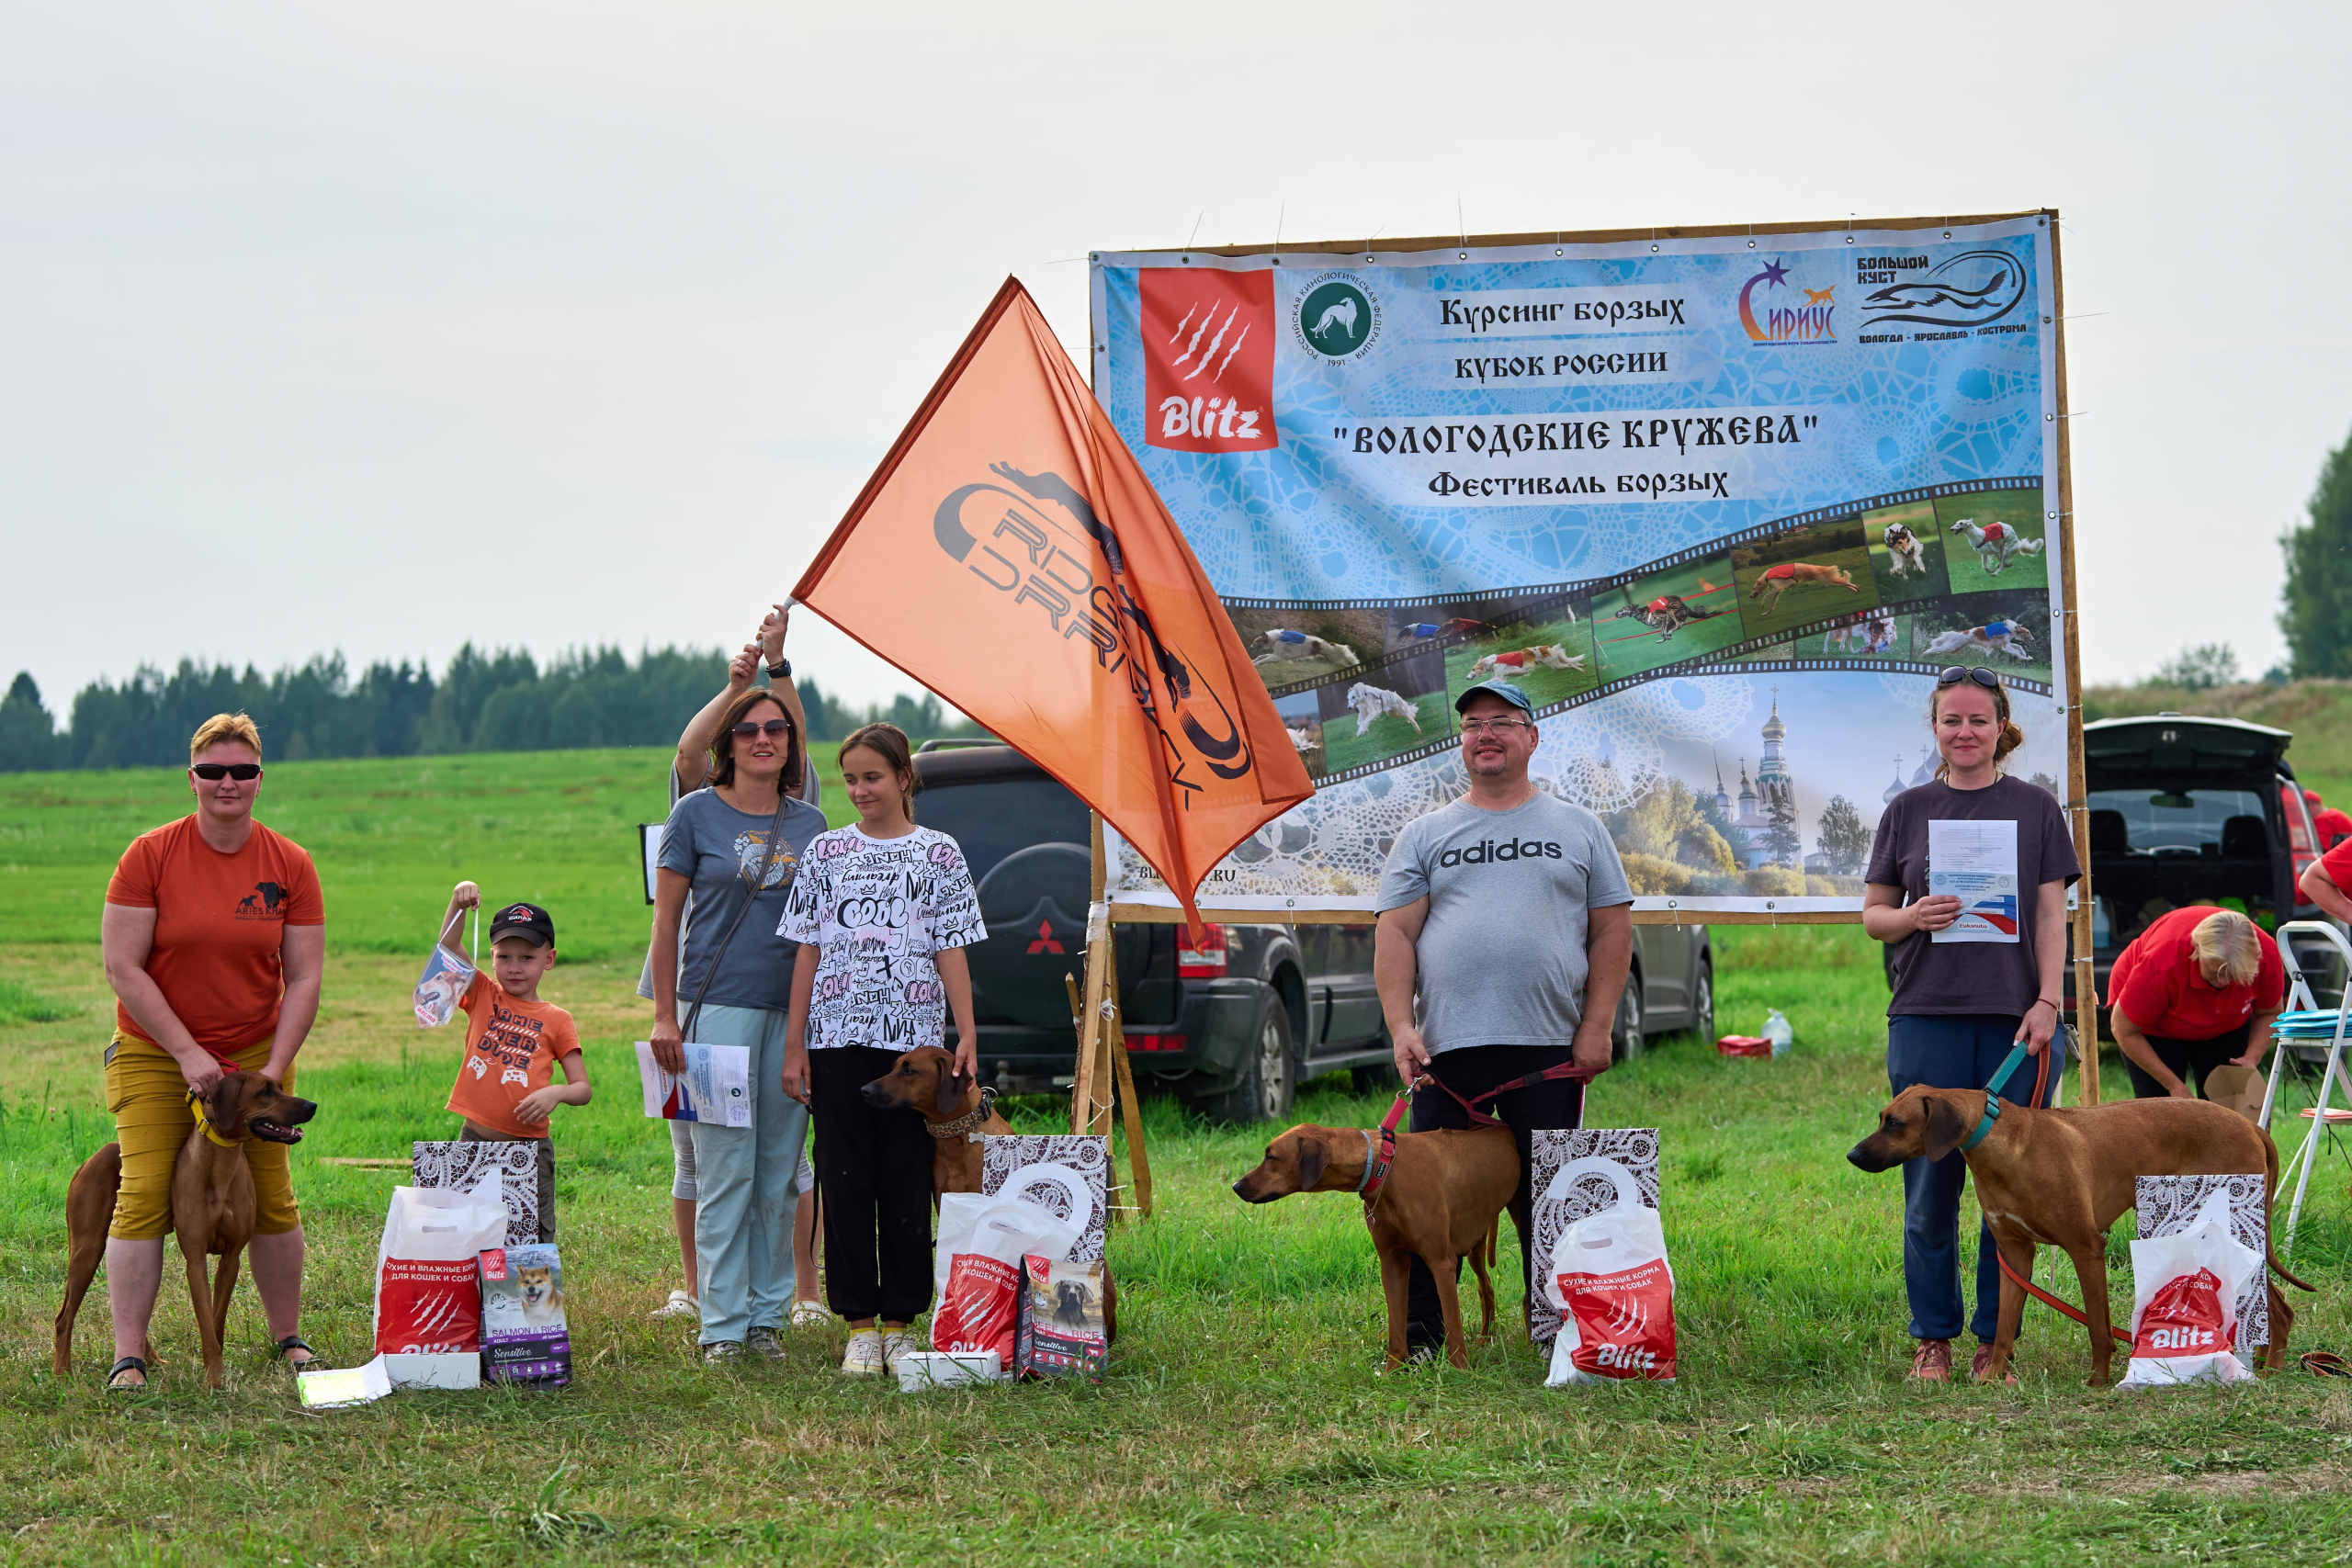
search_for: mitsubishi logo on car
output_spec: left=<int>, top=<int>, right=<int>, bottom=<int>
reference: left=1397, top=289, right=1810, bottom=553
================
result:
left=1027, top=919, right=1065, bottom=955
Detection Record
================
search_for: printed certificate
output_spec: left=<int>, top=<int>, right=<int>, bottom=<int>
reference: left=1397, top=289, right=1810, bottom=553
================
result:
left=633, top=1042, right=752, bottom=1126
left=1928, top=818, right=2019, bottom=943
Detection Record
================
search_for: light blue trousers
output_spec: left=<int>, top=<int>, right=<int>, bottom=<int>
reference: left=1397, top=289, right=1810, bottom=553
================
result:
left=687, top=1004, right=807, bottom=1346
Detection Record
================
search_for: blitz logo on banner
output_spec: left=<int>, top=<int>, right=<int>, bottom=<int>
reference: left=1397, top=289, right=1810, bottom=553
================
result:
left=1140, top=269, right=1277, bottom=454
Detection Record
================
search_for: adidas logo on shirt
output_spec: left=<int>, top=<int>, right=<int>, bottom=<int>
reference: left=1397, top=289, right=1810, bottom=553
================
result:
left=1436, top=839, right=1563, bottom=868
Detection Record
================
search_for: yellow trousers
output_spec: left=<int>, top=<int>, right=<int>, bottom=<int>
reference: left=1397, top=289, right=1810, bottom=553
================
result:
left=103, top=1032, right=300, bottom=1239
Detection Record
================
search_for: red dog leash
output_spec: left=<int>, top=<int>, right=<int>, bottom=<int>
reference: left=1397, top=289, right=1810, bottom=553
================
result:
left=1358, top=1059, right=1602, bottom=1201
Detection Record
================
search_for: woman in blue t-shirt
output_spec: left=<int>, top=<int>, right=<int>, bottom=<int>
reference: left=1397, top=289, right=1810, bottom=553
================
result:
left=650, top=685, right=828, bottom=1364
left=1862, top=666, right=2079, bottom=1385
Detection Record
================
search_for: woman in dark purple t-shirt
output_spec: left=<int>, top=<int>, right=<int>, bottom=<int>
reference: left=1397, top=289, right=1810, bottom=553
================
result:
left=1861, top=667, right=2079, bottom=1385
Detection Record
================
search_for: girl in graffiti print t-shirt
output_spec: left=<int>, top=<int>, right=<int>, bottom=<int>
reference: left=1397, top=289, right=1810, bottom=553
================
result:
left=779, top=724, right=985, bottom=1377
left=782, top=826, right=984, bottom=1052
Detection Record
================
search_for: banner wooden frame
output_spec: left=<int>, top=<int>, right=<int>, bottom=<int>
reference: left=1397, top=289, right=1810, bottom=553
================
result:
left=1094, top=210, right=2094, bottom=1100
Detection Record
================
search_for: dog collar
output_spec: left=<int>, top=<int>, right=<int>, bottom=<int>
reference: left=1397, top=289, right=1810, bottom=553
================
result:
left=1357, top=1091, right=1410, bottom=1201
left=187, top=1089, right=242, bottom=1148
left=927, top=1086, right=996, bottom=1142
left=1959, top=1043, right=2032, bottom=1153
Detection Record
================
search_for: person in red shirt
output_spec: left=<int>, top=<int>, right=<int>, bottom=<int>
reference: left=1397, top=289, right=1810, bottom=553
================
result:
left=98, top=713, right=324, bottom=1391
left=2305, top=789, right=2352, bottom=852
left=2106, top=906, right=2283, bottom=1100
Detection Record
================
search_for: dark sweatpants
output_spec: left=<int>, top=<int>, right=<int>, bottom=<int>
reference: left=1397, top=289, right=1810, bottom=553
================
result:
left=809, top=1045, right=936, bottom=1324
left=1404, top=1043, right=1585, bottom=1353
left=2122, top=1020, right=2253, bottom=1101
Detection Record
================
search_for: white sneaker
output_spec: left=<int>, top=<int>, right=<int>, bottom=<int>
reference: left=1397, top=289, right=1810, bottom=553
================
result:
left=840, top=1328, right=886, bottom=1376
left=880, top=1329, right=921, bottom=1373
left=790, top=1299, right=829, bottom=1329
left=650, top=1290, right=698, bottom=1320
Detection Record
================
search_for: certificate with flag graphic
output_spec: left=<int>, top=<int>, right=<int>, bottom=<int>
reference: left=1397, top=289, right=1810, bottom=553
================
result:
left=1928, top=818, right=2020, bottom=943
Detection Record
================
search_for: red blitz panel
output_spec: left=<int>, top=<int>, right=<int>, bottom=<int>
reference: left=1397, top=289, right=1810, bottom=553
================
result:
left=1140, top=268, right=1277, bottom=454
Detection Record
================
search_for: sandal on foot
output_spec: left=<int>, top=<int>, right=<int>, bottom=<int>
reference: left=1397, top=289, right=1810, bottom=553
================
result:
left=275, top=1335, right=326, bottom=1371
left=106, top=1356, right=149, bottom=1392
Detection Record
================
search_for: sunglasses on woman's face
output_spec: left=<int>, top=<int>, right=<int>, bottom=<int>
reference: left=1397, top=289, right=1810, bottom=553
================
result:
left=1937, top=666, right=2002, bottom=690
left=190, top=762, right=261, bottom=781
left=730, top=719, right=794, bottom=739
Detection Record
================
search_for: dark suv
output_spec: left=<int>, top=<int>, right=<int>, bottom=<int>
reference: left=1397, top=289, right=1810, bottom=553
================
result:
left=2069, top=714, right=2340, bottom=1030
left=914, top=742, right=1714, bottom=1122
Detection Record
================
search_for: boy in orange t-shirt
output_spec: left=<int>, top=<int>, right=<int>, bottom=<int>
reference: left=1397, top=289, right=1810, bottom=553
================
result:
left=436, top=882, right=592, bottom=1240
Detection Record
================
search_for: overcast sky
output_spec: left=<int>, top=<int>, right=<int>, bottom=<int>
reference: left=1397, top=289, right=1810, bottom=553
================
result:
left=4, top=2, right=2345, bottom=713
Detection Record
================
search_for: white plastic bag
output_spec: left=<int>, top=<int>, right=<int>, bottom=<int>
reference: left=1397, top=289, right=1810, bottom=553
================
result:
left=2119, top=1188, right=2261, bottom=1389
left=931, top=1194, right=1081, bottom=1363
left=1546, top=1196, right=1678, bottom=1386
left=373, top=1185, right=504, bottom=1389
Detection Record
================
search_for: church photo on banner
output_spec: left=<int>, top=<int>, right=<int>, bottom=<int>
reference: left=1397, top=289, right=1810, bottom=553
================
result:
left=1090, top=213, right=2064, bottom=916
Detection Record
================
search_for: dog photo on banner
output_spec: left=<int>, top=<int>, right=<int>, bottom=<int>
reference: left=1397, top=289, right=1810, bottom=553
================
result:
left=1528, top=1128, right=1661, bottom=1346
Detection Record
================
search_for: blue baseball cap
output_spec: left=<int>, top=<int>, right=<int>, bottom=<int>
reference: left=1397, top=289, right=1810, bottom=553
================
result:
left=1453, top=680, right=1535, bottom=716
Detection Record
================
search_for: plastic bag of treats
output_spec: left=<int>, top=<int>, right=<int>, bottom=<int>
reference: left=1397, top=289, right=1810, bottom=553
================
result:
left=1015, top=1255, right=1108, bottom=1382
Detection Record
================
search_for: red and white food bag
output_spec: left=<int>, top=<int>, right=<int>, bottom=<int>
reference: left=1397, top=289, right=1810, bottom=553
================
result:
left=373, top=1185, right=505, bottom=1389
left=2120, top=1188, right=2260, bottom=1389
left=931, top=1194, right=1080, bottom=1368
left=1545, top=1201, right=1678, bottom=1385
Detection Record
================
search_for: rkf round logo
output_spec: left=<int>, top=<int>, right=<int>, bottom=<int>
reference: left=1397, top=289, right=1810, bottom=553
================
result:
left=1294, top=273, right=1381, bottom=360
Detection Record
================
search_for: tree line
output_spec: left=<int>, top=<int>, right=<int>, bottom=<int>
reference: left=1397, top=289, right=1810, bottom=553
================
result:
left=0, top=645, right=982, bottom=773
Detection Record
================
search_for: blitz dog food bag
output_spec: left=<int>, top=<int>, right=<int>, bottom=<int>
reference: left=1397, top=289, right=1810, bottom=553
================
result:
left=479, top=1244, right=571, bottom=1387
left=374, top=1185, right=504, bottom=1389
left=2120, top=1188, right=2261, bottom=1389
left=932, top=1194, right=1080, bottom=1368
left=1015, top=1255, right=1108, bottom=1382
left=1545, top=1201, right=1679, bottom=1386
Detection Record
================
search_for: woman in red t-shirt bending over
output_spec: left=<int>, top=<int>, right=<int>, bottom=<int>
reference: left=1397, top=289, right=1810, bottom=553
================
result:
left=2108, top=907, right=2283, bottom=1100
left=96, top=713, right=324, bottom=1391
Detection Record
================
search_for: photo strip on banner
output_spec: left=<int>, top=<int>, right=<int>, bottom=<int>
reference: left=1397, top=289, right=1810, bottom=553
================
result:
left=1091, top=215, right=2064, bottom=914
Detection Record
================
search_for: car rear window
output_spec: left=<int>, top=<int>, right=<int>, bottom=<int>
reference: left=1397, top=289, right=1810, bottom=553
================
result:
left=2086, top=787, right=2269, bottom=855
left=916, top=777, right=1088, bottom=883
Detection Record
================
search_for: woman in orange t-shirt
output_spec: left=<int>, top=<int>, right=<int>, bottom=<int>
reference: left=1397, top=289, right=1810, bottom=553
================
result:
left=96, top=713, right=325, bottom=1391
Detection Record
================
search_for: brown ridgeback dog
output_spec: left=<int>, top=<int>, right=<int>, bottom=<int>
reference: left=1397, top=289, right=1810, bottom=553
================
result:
left=1234, top=1122, right=1517, bottom=1370
left=1849, top=1088, right=2312, bottom=1385
left=55, top=1071, right=317, bottom=1389
left=861, top=1044, right=1011, bottom=1196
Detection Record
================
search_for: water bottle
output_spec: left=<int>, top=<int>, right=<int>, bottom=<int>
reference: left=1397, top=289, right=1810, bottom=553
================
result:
left=1762, top=1009, right=1793, bottom=1056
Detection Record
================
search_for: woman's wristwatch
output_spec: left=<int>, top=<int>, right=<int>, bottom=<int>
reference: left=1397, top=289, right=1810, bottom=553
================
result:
left=765, top=657, right=792, bottom=680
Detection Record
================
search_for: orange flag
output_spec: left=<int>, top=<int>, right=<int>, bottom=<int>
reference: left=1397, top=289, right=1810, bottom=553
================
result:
left=792, top=277, right=1311, bottom=933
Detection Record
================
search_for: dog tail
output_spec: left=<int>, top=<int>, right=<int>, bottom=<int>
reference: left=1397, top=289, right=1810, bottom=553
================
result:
left=1485, top=1215, right=1500, bottom=1270
left=2269, top=1243, right=2317, bottom=1292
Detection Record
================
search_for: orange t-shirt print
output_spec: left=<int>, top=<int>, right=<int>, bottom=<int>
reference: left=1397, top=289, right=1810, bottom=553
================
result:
left=105, top=816, right=324, bottom=1059
left=445, top=973, right=580, bottom=1140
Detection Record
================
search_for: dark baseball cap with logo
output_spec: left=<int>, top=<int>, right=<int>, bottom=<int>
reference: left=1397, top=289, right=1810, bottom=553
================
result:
left=1453, top=679, right=1536, bottom=716
left=489, top=901, right=556, bottom=948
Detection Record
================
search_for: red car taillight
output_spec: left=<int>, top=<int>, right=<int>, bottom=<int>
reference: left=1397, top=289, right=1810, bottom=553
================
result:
left=1177, top=923, right=1228, bottom=978
left=1125, top=1032, right=1188, bottom=1053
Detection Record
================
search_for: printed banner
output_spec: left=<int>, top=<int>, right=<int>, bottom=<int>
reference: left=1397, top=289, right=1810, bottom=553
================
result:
left=1090, top=214, right=2065, bottom=912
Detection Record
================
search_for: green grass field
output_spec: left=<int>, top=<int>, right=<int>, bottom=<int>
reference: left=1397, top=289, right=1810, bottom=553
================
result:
left=1594, top=558, right=1745, bottom=682
left=1936, top=488, right=2052, bottom=596
left=1443, top=613, right=1599, bottom=711
left=6, top=753, right=2352, bottom=1563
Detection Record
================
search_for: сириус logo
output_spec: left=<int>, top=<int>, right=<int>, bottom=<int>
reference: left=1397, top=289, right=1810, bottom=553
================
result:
left=1737, top=258, right=1835, bottom=345
left=1294, top=271, right=1382, bottom=362
left=1140, top=268, right=1277, bottom=454
left=1857, top=248, right=2029, bottom=330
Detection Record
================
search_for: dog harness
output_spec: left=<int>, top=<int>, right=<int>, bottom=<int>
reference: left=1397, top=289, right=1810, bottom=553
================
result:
left=926, top=1085, right=998, bottom=1143
left=187, top=1088, right=242, bottom=1148
left=1357, top=1058, right=1602, bottom=1202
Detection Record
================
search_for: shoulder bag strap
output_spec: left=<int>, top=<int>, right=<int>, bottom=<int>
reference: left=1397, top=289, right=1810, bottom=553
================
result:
left=681, top=791, right=793, bottom=1043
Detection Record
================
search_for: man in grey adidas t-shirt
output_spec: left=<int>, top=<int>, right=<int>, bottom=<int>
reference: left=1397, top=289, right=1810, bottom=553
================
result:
left=1374, top=679, right=1634, bottom=1361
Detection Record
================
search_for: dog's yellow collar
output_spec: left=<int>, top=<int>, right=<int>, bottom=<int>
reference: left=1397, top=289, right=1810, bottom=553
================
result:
left=187, top=1090, right=241, bottom=1147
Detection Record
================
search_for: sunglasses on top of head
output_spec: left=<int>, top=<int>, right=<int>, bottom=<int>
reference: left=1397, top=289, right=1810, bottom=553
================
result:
left=730, top=719, right=795, bottom=739
left=190, top=762, right=261, bottom=781
left=1937, top=666, right=2003, bottom=691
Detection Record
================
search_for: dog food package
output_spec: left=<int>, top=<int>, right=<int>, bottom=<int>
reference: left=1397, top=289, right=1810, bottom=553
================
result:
left=931, top=1195, right=1080, bottom=1367
left=479, top=1245, right=571, bottom=1387
left=413, top=945, right=476, bottom=1029
left=1527, top=1132, right=1660, bottom=1348
left=1015, top=1255, right=1108, bottom=1382
left=2120, top=1188, right=2261, bottom=1389
left=1545, top=1201, right=1678, bottom=1386
left=373, top=1186, right=503, bottom=1389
